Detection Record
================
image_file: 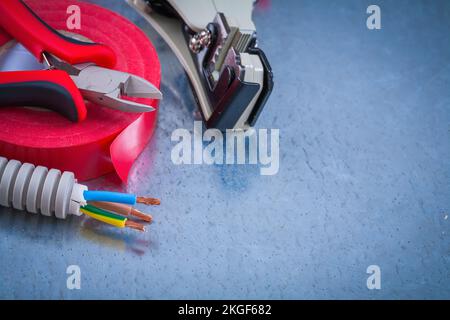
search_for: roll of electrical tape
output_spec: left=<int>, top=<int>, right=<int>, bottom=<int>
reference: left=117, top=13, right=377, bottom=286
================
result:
left=0, top=0, right=161, bottom=182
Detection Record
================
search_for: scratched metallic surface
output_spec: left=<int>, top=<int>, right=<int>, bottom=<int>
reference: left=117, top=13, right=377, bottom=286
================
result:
left=0, top=0, right=449, bottom=299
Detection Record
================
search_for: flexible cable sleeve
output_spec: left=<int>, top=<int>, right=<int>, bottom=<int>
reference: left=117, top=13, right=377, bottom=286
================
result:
left=83, top=190, right=136, bottom=205
left=0, top=156, right=82, bottom=218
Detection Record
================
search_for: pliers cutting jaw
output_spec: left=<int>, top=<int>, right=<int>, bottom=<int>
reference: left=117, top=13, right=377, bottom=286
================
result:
left=0, top=0, right=162, bottom=122
left=44, top=54, right=162, bottom=113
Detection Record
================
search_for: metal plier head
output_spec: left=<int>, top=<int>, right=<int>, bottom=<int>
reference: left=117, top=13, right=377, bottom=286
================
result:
left=45, top=53, right=162, bottom=113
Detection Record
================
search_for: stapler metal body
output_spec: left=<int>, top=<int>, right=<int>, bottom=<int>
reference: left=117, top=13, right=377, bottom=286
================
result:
left=127, top=0, right=273, bottom=130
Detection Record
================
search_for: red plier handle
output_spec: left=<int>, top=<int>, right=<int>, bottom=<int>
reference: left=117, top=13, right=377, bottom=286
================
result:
left=0, top=0, right=117, bottom=122
left=0, top=0, right=116, bottom=67
left=0, top=70, right=86, bottom=122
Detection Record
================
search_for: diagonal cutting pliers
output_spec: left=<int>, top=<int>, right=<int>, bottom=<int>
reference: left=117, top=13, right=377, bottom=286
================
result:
left=0, top=0, right=162, bottom=122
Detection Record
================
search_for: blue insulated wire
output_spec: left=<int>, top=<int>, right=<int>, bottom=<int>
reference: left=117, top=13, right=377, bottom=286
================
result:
left=83, top=190, right=136, bottom=205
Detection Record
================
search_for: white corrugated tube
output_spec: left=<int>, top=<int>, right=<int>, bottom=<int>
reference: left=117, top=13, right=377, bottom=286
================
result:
left=0, top=156, right=87, bottom=218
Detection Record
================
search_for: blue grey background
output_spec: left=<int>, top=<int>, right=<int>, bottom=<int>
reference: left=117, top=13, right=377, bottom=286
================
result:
left=0, top=0, right=449, bottom=299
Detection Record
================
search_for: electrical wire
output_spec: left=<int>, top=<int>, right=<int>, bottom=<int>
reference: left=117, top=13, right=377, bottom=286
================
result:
left=81, top=208, right=125, bottom=228
left=89, top=201, right=152, bottom=222
left=83, top=204, right=126, bottom=221
left=80, top=204, right=145, bottom=231
left=83, top=190, right=160, bottom=206
left=83, top=191, right=135, bottom=204
left=80, top=205, right=126, bottom=227
left=0, top=156, right=158, bottom=232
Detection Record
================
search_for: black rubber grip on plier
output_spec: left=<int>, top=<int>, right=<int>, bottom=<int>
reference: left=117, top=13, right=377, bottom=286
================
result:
left=0, top=70, right=87, bottom=122
left=0, top=82, right=79, bottom=121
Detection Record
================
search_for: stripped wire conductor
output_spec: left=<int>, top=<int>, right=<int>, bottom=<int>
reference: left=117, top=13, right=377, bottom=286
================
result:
left=136, top=196, right=160, bottom=206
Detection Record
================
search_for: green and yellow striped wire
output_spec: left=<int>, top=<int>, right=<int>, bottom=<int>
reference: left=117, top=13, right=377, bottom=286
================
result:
left=80, top=204, right=127, bottom=228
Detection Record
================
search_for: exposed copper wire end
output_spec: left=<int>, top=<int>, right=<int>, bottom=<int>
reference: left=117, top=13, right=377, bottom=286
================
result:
left=125, top=220, right=146, bottom=232
left=130, top=208, right=153, bottom=223
left=136, top=196, right=160, bottom=206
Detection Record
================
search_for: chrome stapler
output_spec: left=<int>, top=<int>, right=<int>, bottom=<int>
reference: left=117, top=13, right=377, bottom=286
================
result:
left=127, top=0, right=274, bottom=130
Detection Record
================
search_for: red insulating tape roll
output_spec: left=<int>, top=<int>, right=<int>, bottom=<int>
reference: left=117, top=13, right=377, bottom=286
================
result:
left=0, top=0, right=161, bottom=182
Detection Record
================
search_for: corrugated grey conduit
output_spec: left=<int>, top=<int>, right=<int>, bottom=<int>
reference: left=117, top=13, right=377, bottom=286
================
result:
left=0, top=156, right=86, bottom=218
